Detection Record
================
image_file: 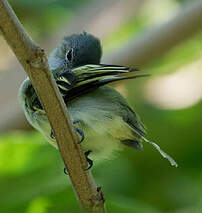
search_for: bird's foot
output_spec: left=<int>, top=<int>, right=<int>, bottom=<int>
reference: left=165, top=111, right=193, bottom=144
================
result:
left=85, top=150, right=93, bottom=170
left=73, top=120, right=84, bottom=144
left=50, top=120, right=84, bottom=144
left=50, top=129, right=55, bottom=139
left=63, top=150, right=93, bottom=175
left=64, top=167, right=68, bottom=175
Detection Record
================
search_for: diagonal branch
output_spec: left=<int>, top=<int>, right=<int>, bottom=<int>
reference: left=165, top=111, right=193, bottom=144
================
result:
left=0, top=0, right=105, bottom=212
left=1, top=1, right=202, bottom=133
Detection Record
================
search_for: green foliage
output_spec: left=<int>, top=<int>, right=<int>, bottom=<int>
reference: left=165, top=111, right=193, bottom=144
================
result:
left=9, top=0, right=91, bottom=37
left=1, top=0, right=202, bottom=212
left=0, top=132, right=162, bottom=213
left=102, top=16, right=146, bottom=53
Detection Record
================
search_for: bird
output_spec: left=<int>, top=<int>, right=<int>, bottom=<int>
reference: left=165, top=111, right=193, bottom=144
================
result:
left=19, top=32, right=178, bottom=169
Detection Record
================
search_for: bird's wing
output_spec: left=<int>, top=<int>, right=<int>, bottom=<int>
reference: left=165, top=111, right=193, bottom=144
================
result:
left=54, top=64, right=178, bottom=167
left=71, top=64, right=138, bottom=84
left=55, top=64, right=149, bottom=101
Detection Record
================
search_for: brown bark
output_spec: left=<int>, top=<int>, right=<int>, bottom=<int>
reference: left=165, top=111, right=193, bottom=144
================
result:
left=0, top=0, right=105, bottom=212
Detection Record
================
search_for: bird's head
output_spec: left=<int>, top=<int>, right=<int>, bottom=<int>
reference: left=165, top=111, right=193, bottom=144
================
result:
left=49, top=32, right=102, bottom=74
left=19, top=33, right=102, bottom=113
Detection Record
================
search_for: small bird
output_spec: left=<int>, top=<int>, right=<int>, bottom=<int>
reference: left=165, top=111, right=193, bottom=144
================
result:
left=19, top=32, right=177, bottom=168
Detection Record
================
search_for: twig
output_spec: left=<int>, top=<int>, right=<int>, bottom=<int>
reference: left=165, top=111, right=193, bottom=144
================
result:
left=0, top=0, right=106, bottom=212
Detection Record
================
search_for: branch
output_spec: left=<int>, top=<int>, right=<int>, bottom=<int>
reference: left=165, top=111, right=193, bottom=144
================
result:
left=0, top=0, right=105, bottom=212
left=103, top=0, right=202, bottom=66
left=0, top=0, right=146, bottom=133
left=1, top=0, right=202, bottom=133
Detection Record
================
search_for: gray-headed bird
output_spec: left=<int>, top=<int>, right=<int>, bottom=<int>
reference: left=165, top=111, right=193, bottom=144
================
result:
left=19, top=33, right=177, bottom=169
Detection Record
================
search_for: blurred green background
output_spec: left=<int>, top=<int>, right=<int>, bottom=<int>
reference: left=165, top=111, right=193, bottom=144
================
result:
left=0, top=0, right=202, bottom=212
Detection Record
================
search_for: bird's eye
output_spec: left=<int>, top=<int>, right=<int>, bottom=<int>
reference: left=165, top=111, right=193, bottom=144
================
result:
left=66, top=49, right=73, bottom=62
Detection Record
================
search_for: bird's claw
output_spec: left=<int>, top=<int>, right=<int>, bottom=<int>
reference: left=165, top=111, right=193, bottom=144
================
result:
left=63, top=150, right=93, bottom=175
left=51, top=120, right=86, bottom=174
left=50, top=120, right=84, bottom=144
left=74, top=126, right=84, bottom=143
left=73, top=120, right=85, bottom=144
left=85, top=150, right=93, bottom=170
left=64, top=167, right=68, bottom=175
left=50, top=129, right=55, bottom=139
